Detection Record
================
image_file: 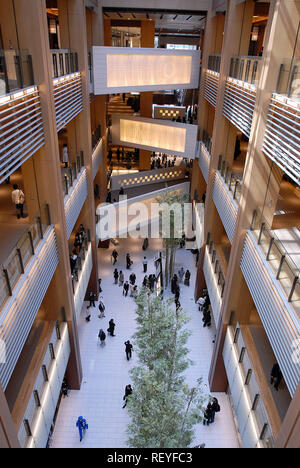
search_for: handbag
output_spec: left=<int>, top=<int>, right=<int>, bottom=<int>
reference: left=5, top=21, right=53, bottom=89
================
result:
left=18, top=190, right=25, bottom=204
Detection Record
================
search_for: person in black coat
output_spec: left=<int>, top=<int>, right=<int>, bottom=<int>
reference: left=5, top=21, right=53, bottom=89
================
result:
left=113, top=268, right=119, bottom=284
left=122, top=384, right=133, bottom=408
left=129, top=272, right=136, bottom=285
left=107, top=319, right=115, bottom=336
left=123, top=281, right=129, bottom=297
left=203, top=403, right=213, bottom=426
left=209, top=398, right=220, bottom=423
left=124, top=340, right=133, bottom=361
left=184, top=270, right=191, bottom=286
left=87, top=292, right=96, bottom=309
left=270, top=363, right=283, bottom=391
left=126, top=253, right=132, bottom=269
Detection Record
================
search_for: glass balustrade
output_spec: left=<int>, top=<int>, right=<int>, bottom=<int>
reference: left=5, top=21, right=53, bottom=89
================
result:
left=276, top=57, right=300, bottom=102
left=0, top=49, right=34, bottom=96
left=229, top=56, right=263, bottom=86
left=50, top=49, right=79, bottom=79
left=218, top=156, right=243, bottom=204
left=207, top=54, right=221, bottom=73
left=61, top=152, right=85, bottom=197
left=250, top=209, right=300, bottom=310
left=0, top=205, right=51, bottom=310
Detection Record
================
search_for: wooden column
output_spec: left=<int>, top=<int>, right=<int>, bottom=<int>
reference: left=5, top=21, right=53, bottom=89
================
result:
left=0, top=385, right=20, bottom=448
left=139, top=20, right=155, bottom=171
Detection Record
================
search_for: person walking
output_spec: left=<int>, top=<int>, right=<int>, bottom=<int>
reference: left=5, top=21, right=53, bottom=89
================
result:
left=184, top=270, right=191, bottom=286
left=203, top=404, right=213, bottom=426
left=98, top=299, right=105, bottom=318
left=202, top=309, right=211, bottom=328
left=70, top=249, right=78, bottom=275
left=62, top=144, right=69, bottom=168
left=142, top=237, right=149, bottom=251
left=175, top=298, right=181, bottom=311
left=142, top=275, right=148, bottom=288
left=123, top=281, right=129, bottom=297
left=12, top=184, right=25, bottom=219
left=107, top=319, right=116, bottom=336
left=270, top=363, right=283, bottom=391
left=113, top=268, right=119, bottom=284
left=129, top=272, right=136, bottom=285
left=126, top=253, right=132, bottom=269
left=148, top=274, right=155, bottom=292
left=98, top=329, right=106, bottom=344
left=142, top=256, right=148, bottom=273
left=118, top=270, right=124, bottom=287
left=87, top=292, right=96, bottom=309
left=111, top=249, right=118, bottom=265
left=210, top=398, right=220, bottom=423
left=178, top=267, right=185, bottom=283
left=76, top=416, right=88, bottom=442
left=171, top=274, right=178, bottom=294
left=124, top=340, right=133, bottom=361
left=175, top=285, right=180, bottom=302
left=122, top=384, right=133, bottom=408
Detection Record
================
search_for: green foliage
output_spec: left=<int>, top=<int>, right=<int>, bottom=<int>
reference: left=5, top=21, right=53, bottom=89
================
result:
left=126, top=290, right=207, bottom=448
left=156, top=191, right=189, bottom=285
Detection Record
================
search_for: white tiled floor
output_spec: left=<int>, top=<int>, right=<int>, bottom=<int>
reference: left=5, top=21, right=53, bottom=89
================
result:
left=51, top=235, right=239, bottom=448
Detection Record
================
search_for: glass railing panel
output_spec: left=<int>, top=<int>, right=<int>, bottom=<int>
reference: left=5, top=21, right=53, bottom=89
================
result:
left=276, top=58, right=300, bottom=102
left=250, top=209, right=300, bottom=308
left=50, top=49, right=79, bottom=79
left=229, top=56, right=263, bottom=86
left=5, top=250, right=22, bottom=290
left=0, top=206, right=52, bottom=310
left=0, top=49, right=34, bottom=96
left=19, top=232, right=32, bottom=267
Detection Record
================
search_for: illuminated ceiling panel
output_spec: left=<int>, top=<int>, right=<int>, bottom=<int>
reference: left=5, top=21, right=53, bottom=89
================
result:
left=111, top=115, right=198, bottom=158
left=92, top=46, right=200, bottom=94
left=107, top=54, right=192, bottom=87
left=120, top=119, right=186, bottom=152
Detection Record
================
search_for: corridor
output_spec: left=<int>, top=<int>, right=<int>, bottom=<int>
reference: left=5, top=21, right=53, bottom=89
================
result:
left=51, top=234, right=239, bottom=449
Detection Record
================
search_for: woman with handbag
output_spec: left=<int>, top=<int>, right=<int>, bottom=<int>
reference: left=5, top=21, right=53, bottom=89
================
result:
left=11, top=184, right=25, bottom=219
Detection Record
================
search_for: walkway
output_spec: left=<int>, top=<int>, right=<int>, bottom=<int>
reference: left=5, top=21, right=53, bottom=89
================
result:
left=51, top=235, right=239, bottom=448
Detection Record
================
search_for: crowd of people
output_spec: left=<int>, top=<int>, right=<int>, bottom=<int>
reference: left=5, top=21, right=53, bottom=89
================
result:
left=150, top=152, right=193, bottom=170
left=69, top=224, right=87, bottom=279
left=76, top=242, right=224, bottom=443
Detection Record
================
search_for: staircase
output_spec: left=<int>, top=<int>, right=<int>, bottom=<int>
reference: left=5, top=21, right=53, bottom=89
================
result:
left=107, top=94, right=135, bottom=116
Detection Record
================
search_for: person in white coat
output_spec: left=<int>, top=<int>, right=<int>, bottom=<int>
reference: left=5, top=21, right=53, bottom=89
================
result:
left=62, top=144, right=69, bottom=168
left=11, top=184, right=25, bottom=219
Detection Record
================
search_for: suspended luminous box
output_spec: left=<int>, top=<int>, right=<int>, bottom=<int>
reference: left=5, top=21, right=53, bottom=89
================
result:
left=92, top=46, right=201, bottom=94
left=111, top=115, right=198, bottom=158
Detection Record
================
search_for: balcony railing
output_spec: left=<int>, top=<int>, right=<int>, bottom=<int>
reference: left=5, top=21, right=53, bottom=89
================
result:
left=218, top=156, right=243, bottom=203
left=202, top=233, right=226, bottom=326
left=61, top=151, right=85, bottom=197
left=18, top=320, right=70, bottom=448
left=223, top=77, right=257, bottom=138
left=198, top=141, right=211, bottom=183
left=0, top=86, right=45, bottom=184
left=110, top=166, right=189, bottom=191
left=0, top=49, right=34, bottom=96
left=207, top=54, right=221, bottom=73
left=250, top=209, right=300, bottom=309
left=276, top=58, right=300, bottom=102
left=0, top=225, right=59, bottom=391
left=212, top=168, right=239, bottom=244
left=229, top=56, right=263, bottom=86
left=0, top=204, right=51, bottom=311
left=51, top=49, right=79, bottom=79
left=73, top=241, right=93, bottom=322
left=263, top=93, right=300, bottom=186
left=240, top=229, right=300, bottom=396
left=53, top=72, right=83, bottom=131
left=63, top=158, right=88, bottom=239
left=92, top=124, right=101, bottom=152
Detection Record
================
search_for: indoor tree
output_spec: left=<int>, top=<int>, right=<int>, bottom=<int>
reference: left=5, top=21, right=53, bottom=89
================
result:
left=126, top=290, right=207, bottom=448
left=156, top=191, right=189, bottom=287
